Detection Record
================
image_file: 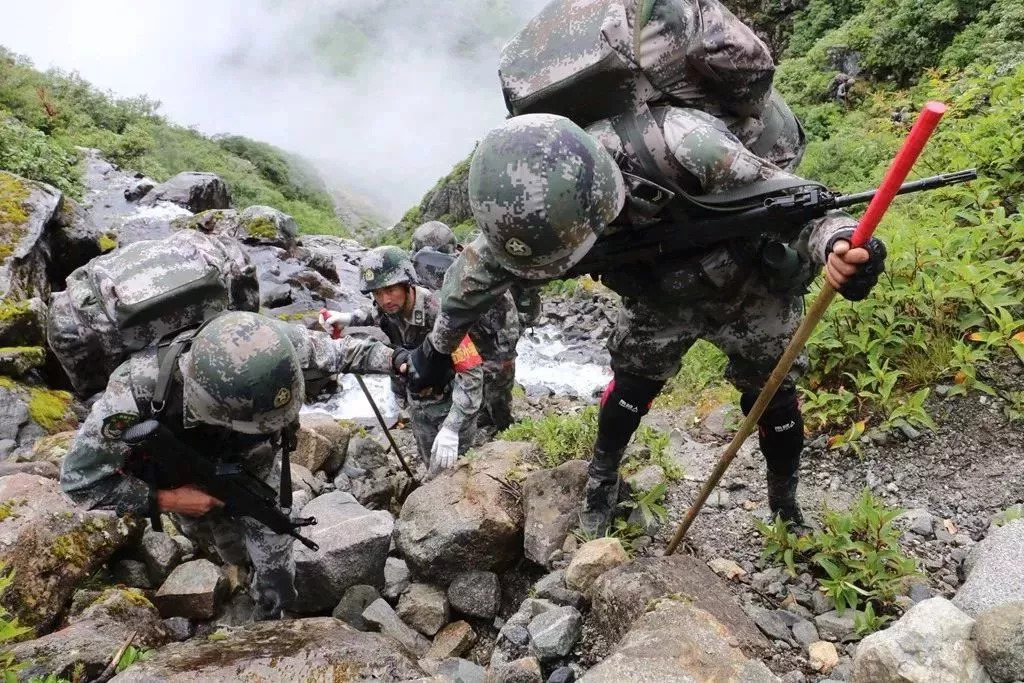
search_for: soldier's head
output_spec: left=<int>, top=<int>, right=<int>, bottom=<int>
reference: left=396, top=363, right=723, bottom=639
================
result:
left=360, top=245, right=417, bottom=315
left=411, top=221, right=460, bottom=255
left=181, top=311, right=304, bottom=434
left=468, top=113, right=624, bottom=279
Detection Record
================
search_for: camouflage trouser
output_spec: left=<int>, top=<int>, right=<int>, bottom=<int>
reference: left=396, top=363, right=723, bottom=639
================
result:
left=46, top=290, right=111, bottom=397
left=408, top=398, right=477, bottom=465
left=478, top=360, right=516, bottom=434
left=606, top=271, right=807, bottom=393
left=174, top=444, right=295, bottom=621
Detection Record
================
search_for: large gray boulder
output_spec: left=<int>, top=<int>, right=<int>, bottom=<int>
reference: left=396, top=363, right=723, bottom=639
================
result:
left=0, top=171, right=61, bottom=301
left=0, top=474, right=142, bottom=634
left=397, top=583, right=449, bottom=637
left=395, top=442, right=528, bottom=582
left=141, top=171, right=230, bottom=213
left=153, top=559, right=228, bottom=619
left=8, top=588, right=170, bottom=681
left=48, top=195, right=103, bottom=282
left=522, top=459, right=588, bottom=566
left=955, top=519, right=1024, bottom=616
left=852, top=597, right=991, bottom=683
left=973, top=602, right=1024, bottom=683
left=362, top=597, right=431, bottom=657
left=580, top=599, right=780, bottom=682
left=589, top=554, right=768, bottom=654
left=109, top=617, right=423, bottom=682
left=293, top=413, right=357, bottom=475
left=292, top=491, right=393, bottom=613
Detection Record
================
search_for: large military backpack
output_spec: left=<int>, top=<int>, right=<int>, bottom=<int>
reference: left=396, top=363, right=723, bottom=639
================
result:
left=499, top=0, right=805, bottom=203
left=47, top=230, right=260, bottom=397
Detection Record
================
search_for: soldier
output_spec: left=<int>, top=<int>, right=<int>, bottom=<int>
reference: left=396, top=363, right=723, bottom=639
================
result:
left=403, top=111, right=887, bottom=537
left=61, top=311, right=403, bottom=619
left=320, top=246, right=484, bottom=473
left=409, top=222, right=521, bottom=435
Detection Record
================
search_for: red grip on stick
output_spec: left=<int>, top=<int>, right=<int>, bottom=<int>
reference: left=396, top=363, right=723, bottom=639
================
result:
left=319, top=307, right=342, bottom=340
left=850, top=101, right=947, bottom=247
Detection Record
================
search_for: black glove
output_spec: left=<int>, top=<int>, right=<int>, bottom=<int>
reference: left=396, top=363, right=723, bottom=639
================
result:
left=407, top=337, right=454, bottom=394
left=391, top=347, right=411, bottom=374
left=827, top=230, right=887, bottom=302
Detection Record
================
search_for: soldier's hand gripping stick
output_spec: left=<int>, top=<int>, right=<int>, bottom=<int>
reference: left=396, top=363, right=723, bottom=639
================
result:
left=665, top=102, right=953, bottom=555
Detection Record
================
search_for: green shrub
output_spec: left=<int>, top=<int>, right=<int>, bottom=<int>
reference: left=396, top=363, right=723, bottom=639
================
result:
left=0, top=115, right=81, bottom=196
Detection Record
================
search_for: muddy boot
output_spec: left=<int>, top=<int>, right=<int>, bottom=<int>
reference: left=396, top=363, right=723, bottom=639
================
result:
left=767, top=471, right=806, bottom=528
left=579, top=476, right=620, bottom=538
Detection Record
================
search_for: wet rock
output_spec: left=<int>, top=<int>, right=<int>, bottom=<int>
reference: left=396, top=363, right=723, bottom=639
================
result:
left=49, top=197, right=103, bottom=282
left=0, top=297, right=45, bottom=348
left=580, top=599, right=779, bottom=682
left=153, top=559, right=227, bottom=619
left=494, top=656, right=543, bottom=683
left=955, top=519, right=1024, bottom=616
left=362, top=597, right=431, bottom=657
left=810, top=641, right=840, bottom=673
left=384, top=556, right=411, bottom=600
left=815, top=610, right=859, bottom=642
left=528, top=606, right=583, bottom=661
left=426, top=620, right=477, bottom=661
left=110, top=617, right=423, bottom=681
left=141, top=171, right=230, bottom=213
left=436, top=658, right=487, bottom=683
left=292, top=491, right=392, bottom=613
left=141, top=530, right=184, bottom=585
left=522, top=459, right=588, bottom=566
left=124, top=178, right=155, bottom=202
left=8, top=587, right=169, bottom=681
left=0, top=473, right=142, bottom=634
left=395, top=443, right=526, bottom=582
left=852, top=597, right=988, bottom=683
left=161, top=616, right=194, bottom=642
left=0, top=171, right=61, bottom=301
left=973, top=602, right=1024, bottom=683
left=590, top=554, right=768, bottom=653
left=237, top=205, right=298, bottom=249
left=447, top=570, right=500, bottom=621
left=564, top=538, right=629, bottom=593
left=114, top=559, right=152, bottom=589
left=332, top=584, right=380, bottom=631
left=0, top=345, right=45, bottom=376
left=260, top=281, right=292, bottom=308
left=398, top=583, right=449, bottom=637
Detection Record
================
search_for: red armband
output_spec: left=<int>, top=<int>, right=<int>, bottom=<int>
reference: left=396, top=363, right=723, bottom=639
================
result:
left=451, top=335, right=483, bottom=373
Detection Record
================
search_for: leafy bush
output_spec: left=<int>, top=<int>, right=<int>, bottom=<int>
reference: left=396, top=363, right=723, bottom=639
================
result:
left=756, top=489, right=919, bottom=633
left=786, top=0, right=868, bottom=57
left=0, top=115, right=81, bottom=196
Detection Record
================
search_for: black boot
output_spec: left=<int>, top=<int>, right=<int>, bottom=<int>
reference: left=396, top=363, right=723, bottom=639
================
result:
left=767, top=470, right=805, bottom=527
left=579, top=475, right=620, bottom=538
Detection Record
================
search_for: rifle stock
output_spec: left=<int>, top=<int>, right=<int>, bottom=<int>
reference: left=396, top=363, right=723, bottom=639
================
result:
left=122, top=420, right=319, bottom=551
left=566, top=169, right=977, bottom=278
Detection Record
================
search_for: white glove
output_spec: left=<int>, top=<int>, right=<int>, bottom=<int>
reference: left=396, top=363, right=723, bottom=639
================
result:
left=319, top=309, right=354, bottom=336
left=429, top=426, right=459, bottom=474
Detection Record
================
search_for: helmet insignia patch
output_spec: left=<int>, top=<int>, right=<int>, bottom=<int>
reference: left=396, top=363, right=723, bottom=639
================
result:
left=505, top=238, right=532, bottom=257
left=363, top=269, right=375, bottom=282
left=273, top=388, right=292, bottom=408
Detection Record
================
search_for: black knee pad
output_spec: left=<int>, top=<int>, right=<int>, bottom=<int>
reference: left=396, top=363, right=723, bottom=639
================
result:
left=741, top=386, right=803, bottom=476
left=596, top=372, right=665, bottom=453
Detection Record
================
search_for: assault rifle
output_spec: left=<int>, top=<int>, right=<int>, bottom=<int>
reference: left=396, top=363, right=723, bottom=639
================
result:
left=565, top=169, right=977, bottom=277
left=121, top=419, right=319, bottom=551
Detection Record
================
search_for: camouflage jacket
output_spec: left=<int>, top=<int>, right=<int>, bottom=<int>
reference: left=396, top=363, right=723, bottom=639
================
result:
left=349, top=286, right=484, bottom=430
left=428, top=106, right=855, bottom=354
left=60, top=322, right=394, bottom=516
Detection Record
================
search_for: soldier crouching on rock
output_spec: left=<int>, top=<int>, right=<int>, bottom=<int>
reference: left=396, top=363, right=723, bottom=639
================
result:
left=60, top=311, right=404, bottom=620
left=320, top=246, right=484, bottom=476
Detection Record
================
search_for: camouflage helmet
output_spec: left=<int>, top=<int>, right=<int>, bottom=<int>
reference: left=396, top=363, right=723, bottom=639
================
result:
left=181, top=312, right=304, bottom=434
left=411, top=221, right=458, bottom=254
left=360, top=245, right=417, bottom=293
left=468, top=113, right=625, bottom=279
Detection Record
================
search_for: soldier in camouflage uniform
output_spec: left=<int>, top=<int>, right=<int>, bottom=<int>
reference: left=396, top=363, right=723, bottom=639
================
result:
left=48, top=230, right=259, bottom=397
left=321, top=246, right=484, bottom=473
left=405, top=110, right=887, bottom=536
left=61, top=311, right=400, bottom=619
left=409, top=222, right=522, bottom=435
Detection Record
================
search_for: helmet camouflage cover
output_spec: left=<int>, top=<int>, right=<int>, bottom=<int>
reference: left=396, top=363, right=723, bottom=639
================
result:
left=360, top=245, right=417, bottom=293
left=181, top=311, right=304, bottom=434
left=468, top=113, right=625, bottom=279
left=411, top=221, right=458, bottom=254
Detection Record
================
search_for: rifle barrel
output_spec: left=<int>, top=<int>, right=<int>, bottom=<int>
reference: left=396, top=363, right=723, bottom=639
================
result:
left=834, top=168, right=977, bottom=209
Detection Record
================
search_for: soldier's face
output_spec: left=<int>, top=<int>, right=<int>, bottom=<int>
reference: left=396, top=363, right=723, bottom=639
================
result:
left=373, top=283, right=409, bottom=315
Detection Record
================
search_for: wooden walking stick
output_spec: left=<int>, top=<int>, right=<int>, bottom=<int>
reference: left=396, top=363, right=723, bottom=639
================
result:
left=665, top=101, right=950, bottom=555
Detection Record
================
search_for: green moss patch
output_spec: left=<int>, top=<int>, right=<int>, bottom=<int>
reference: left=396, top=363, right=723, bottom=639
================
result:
left=0, top=173, right=31, bottom=261
left=27, top=387, right=76, bottom=433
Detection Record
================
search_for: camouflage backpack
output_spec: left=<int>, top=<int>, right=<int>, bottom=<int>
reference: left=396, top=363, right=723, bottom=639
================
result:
left=48, top=230, right=260, bottom=396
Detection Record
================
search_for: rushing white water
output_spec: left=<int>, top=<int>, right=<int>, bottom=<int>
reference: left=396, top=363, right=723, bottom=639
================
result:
left=301, top=324, right=611, bottom=421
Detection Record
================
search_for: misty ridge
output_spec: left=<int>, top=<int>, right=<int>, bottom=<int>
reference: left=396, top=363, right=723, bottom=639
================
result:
left=0, top=0, right=549, bottom=223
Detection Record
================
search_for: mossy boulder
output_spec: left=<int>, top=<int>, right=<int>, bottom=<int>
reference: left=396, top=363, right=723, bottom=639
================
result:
left=25, top=430, right=75, bottom=464
left=108, top=617, right=423, bottom=682
left=174, top=205, right=297, bottom=249
left=0, top=473, right=144, bottom=634
left=0, top=171, right=62, bottom=301
left=7, top=586, right=170, bottom=681
left=0, top=346, right=46, bottom=377
left=0, top=298, right=46, bottom=348
left=49, top=195, right=104, bottom=283
left=0, top=378, right=80, bottom=458
left=140, top=171, right=231, bottom=213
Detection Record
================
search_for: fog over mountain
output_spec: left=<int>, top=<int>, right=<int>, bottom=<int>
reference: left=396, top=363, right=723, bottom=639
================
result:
left=0, top=0, right=549, bottom=220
